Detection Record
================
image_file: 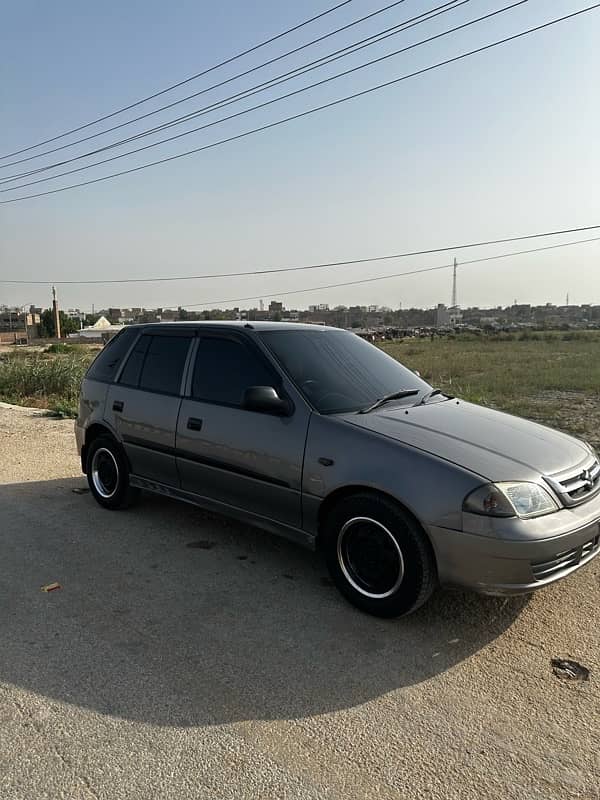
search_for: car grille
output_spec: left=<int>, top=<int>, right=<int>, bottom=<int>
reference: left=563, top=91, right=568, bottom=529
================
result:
left=545, top=457, right=600, bottom=507
left=531, top=534, right=600, bottom=581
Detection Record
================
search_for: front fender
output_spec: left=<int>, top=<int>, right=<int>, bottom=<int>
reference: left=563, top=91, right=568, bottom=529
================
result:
left=302, top=413, right=484, bottom=536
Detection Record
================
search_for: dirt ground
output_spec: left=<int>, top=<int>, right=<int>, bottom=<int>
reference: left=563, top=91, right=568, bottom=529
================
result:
left=1, top=404, right=599, bottom=799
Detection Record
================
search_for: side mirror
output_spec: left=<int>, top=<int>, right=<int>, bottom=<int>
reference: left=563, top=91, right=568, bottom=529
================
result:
left=243, top=386, right=290, bottom=415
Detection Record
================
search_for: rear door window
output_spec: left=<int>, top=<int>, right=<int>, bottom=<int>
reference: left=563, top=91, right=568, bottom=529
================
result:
left=138, top=334, right=193, bottom=395
left=118, top=334, right=151, bottom=387
left=86, top=327, right=138, bottom=383
left=192, top=336, right=277, bottom=406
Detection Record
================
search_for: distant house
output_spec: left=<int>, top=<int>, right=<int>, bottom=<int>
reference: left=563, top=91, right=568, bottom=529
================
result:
left=68, top=315, right=124, bottom=340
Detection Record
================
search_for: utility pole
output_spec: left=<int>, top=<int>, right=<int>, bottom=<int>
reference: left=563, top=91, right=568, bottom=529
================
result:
left=22, top=305, right=29, bottom=346
left=52, top=285, right=61, bottom=339
left=451, top=258, right=458, bottom=308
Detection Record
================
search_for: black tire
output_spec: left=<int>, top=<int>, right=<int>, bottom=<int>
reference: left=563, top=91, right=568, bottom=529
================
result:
left=86, top=435, right=139, bottom=510
left=323, top=493, right=437, bottom=618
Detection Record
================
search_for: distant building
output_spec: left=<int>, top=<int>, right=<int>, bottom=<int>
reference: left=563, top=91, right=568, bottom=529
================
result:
left=69, top=315, right=124, bottom=340
left=435, top=304, right=451, bottom=328
left=480, top=316, right=500, bottom=329
left=269, top=300, right=284, bottom=312
left=0, top=307, right=24, bottom=332
left=308, top=303, right=330, bottom=312
left=436, top=304, right=463, bottom=328
left=107, top=308, right=122, bottom=324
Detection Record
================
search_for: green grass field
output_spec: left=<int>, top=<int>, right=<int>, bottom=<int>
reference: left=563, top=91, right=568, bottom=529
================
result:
left=381, top=331, right=600, bottom=449
left=0, top=346, right=96, bottom=417
left=0, top=333, right=598, bottom=447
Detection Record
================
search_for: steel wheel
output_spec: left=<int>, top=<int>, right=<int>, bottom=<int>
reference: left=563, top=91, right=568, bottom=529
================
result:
left=324, top=493, right=437, bottom=617
left=337, top=516, right=405, bottom=599
left=91, top=447, right=119, bottom=499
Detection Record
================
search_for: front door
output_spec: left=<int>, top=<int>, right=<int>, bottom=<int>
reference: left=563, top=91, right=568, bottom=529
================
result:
left=176, top=333, right=309, bottom=528
left=105, top=330, right=194, bottom=485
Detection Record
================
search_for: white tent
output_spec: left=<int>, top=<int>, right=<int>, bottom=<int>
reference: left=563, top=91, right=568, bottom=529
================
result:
left=68, top=316, right=125, bottom=339
left=90, top=315, right=112, bottom=329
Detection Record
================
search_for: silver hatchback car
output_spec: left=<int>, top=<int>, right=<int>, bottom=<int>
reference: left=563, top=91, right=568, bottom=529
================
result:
left=75, top=322, right=600, bottom=617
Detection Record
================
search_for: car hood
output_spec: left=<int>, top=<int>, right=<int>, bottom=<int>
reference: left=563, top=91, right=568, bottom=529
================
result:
left=342, top=399, right=589, bottom=482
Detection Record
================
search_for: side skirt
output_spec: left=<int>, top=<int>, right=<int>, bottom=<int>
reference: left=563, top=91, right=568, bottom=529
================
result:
left=129, top=474, right=317, bottom=550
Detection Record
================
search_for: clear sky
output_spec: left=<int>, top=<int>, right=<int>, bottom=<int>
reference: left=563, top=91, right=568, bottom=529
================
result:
left=1, top=0, right=598, bottom=312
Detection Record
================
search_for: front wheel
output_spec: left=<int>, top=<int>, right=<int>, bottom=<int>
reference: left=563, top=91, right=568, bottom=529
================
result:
left=323, top=493, right=437, bottom=617
left=86, top=435, right=139, bottom=510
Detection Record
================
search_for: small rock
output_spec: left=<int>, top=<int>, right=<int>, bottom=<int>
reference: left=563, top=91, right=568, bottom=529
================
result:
left=551, top=658, right=590, bottom=681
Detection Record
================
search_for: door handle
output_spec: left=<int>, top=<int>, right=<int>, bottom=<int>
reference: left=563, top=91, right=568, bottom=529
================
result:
left=187, top=417, right=203, bottom=431
left=113, top=400, right=124, bottom=412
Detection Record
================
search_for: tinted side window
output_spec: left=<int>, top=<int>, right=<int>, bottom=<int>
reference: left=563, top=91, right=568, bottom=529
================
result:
left=138, top=335, right=192, bottom=395
left=261, top=329, right=429, bottom=413
left=119, top=334, right=151, bottom=387
left=192, top=337, right=277, bottom=406
left=86, top=327, right=138, bottom=383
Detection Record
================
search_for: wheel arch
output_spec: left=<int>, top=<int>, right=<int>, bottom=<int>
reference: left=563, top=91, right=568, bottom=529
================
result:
left=316, top=485, right=436, bottom=562
left=81, top=422, right=120, bottom=473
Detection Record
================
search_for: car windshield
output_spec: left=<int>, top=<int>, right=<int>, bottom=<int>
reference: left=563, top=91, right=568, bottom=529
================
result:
left=260, top=329, right=431, bottom=414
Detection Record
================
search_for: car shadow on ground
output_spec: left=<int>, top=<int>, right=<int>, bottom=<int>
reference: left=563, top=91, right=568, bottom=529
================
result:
left=1, top=477, right=528, bottom=727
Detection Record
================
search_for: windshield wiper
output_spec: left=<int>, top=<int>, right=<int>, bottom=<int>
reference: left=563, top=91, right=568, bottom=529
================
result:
left=358, top=389, right=420, bottom=414
left=414, top=388, right=452, bottom=406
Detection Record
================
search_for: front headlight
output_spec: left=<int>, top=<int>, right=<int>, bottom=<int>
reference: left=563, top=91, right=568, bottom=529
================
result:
left=463, top=482, right=559, bottom=519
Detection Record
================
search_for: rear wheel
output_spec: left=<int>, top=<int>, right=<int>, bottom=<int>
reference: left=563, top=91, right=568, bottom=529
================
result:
left=86, top=435, right=139, bottom=510
left=323, top=493, right=436, bottom=617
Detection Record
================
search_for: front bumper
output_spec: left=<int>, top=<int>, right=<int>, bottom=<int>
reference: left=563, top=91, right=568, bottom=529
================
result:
left=428, top=496, right=600, bottom=596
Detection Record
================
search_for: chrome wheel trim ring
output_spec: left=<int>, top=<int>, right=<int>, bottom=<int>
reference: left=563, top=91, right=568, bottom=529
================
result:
left=336, top=516, right=404, bottom=599
left=91, top=447, right=119, bottom=499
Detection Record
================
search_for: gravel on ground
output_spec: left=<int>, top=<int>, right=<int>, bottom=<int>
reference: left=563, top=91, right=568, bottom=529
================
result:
left=1, top=405, right=599, bottom=799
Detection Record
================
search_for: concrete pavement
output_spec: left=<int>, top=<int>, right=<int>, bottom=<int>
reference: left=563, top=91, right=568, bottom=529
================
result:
left=0, top=405, right=598, bottom=799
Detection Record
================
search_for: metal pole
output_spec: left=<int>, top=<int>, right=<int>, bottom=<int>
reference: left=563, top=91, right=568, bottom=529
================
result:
left=451, top=258, right=458, bottom=308
left=52, top=286, right=61, bottom=339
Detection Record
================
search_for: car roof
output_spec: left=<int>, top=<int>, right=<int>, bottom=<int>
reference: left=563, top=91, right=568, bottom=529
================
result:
left=128, top=320, right=342, bottom=333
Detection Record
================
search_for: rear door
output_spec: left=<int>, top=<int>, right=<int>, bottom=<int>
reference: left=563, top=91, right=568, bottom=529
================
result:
left=105, top=329, right=194, bottom=485
left=176, top=332, right=310, bottom=528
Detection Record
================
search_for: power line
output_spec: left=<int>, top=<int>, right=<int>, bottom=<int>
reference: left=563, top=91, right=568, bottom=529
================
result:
left=0, top=1, right=524, bottom=192
left=0, top=0, right=355, bottom=162
left=3, top=3, right=598, bottom=205
left=1, top=0, right=464, bottom=182
left=0, top=0, right=412, bottom=171
left=1, top=224, right=598, bottom=285
left=177, top=237, right=600, bottom=308
left=0, top=0, right=533, bottom=195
